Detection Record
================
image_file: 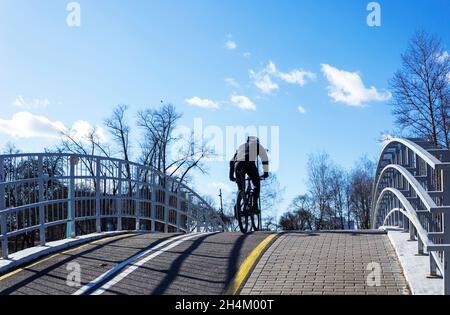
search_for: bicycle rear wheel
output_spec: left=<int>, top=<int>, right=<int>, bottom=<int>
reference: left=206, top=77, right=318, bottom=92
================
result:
left=236, top=191, right=249, bottom=234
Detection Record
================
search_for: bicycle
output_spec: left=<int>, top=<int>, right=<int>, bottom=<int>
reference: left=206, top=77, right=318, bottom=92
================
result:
left=235, top=176, right=264, bottom=234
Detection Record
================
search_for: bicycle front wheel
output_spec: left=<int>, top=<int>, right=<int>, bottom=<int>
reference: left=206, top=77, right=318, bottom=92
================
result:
left=236, top=191, right=249, bottom=234
left=251, top=209, right=260, bottom=232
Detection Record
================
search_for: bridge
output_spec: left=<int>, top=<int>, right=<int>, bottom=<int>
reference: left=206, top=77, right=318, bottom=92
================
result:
left=0, top=138, right=449, bottom=295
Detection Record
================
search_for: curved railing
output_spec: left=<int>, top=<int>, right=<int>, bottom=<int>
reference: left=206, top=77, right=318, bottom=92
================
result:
left=371, top=138, right=450, bottom=294
left=0, top=153, right=226, bottom=259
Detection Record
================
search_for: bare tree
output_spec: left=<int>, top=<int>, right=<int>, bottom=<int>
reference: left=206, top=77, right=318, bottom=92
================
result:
left=307, top=152, right=332, bottom=230
left=262, top=215, right=278, bottom=231
left=330, top=165, right=348, bottom=230
left=138, top=104, right=212, bottom=188
left=105, top=104, right=133, bottom=195
left=137, top=104, right=181, bottom=174
left=390, top=31, right=450, bottom=147
left=348, top=156, right=375, bottom=229
left=279, top=194, right=315, bottom=231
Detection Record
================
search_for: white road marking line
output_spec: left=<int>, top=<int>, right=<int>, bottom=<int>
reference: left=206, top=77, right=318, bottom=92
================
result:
left=73, top=233, right=206, bottom=295
left=91, top=232, right=214, bottom=295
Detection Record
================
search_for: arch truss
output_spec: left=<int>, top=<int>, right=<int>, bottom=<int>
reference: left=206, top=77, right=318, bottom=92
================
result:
left=371, top=138, right=450, bottom=294
left=0, top=153, right=227, bottom=260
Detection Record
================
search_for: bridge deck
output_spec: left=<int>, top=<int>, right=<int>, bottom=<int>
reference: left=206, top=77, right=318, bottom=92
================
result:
left=241, top=232, right=410, bottom=295
left=0, top=232, right=270, bottom=295
left=0, top=231, right=411, bottom=295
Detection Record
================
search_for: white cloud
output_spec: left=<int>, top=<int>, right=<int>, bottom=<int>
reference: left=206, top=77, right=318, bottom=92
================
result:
left=185, top=96, right=220, bottom=109
left=321, top=64, right=391, bottom=107
left=230, top=95, right=256, bottom=111
left=243, top=52, right=251, bottom=58
left=277, top=69, right=316, bottom=86
left=0, top=112, right=107, bottom=143
left=0, top=112, right=65, bottom=138
left=68, top=120, right=108, bottom=143
left=250, top=70, right=279, bottom=94
left=297, top=106, right=307, bottom=114
left=225, top=40, right=237, bottom=50
left=13, top=96, right=50, bottom=109
left=250, top=61, right=315, bottom=94
left=225, top=77, right=240, bottom=88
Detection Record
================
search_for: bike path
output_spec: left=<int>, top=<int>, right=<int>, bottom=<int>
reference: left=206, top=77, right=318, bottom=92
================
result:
left=0, top=232, right=273, bottom=295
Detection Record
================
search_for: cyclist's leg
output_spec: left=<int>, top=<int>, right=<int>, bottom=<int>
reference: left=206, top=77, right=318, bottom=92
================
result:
left=246, top=163, right=261, bottom=213
left=235, top=162, right=246, bottom=192
left=234, top=162, right=246, bottom=218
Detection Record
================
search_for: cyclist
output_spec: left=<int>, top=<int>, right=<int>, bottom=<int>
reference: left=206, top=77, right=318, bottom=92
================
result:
left=229, top=136, right=269, bottom=216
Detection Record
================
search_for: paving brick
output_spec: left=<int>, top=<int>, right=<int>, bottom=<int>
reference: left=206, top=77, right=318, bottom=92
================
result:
left=241, top=232, right=410, bottom=295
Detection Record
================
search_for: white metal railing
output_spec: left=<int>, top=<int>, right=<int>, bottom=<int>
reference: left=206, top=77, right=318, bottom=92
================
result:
left=371, top=138, right=450, bottom=295
left=0, top=153, right=226, bottom=259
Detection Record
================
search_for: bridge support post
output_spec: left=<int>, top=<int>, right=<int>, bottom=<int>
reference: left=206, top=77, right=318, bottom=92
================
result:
left=187, top=194, right=192, bottom=233
left=205, top=205, right=210, bottom=233
left=196, top=204, right=201, bottom=233
left=418, top=238, right=424, bottom=256
left=117, top=162, right=123, bottom=231
left=176, top=188, right=181, bottom=233
left=403, top=214, right=409, bottom=233
left=38, top=156, right=46, bottom=246
left=68, top=156, right=77, bottom=239
left=150, top=175, right=157, bottom=232
left=429, top=254, right=437, bottom=277
left=0, top=156, right=7, bottom=259
left=444, top=249, right=450, bottom=295
left=95, top=158, right=101, bottom=233
left=409, top=223, right=416, bottom=241
left=164, top=178, right=170, bottom=233
left=135, top=182, right=141, bottom=231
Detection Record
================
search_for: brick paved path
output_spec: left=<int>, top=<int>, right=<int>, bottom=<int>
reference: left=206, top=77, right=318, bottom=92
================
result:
left=241, top=232, right=410, bottom=295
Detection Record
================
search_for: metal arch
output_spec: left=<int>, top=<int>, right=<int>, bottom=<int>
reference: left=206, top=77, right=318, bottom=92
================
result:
left=371, top=138, right=449, bottom=225
left=374, top=187, right=431, bottom=247
left=376, top=138, right=444, bottom=173
left=373, top=164, right=439, bottom=215
left=371, top=138, right=450, bottom=295
left=0, top=153, right=227, bottom=259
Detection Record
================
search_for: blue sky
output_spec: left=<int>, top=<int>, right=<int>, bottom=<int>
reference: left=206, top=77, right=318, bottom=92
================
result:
left=1, top=0, right=449, bottom=219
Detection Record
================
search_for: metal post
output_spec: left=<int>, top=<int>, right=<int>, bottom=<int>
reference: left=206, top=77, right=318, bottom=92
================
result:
left=403, top=214, right=408, bottom=232
left=0, top=157, right=8, bottom=259
left=151, top=174, right=157, bottom=232
left=187, top=194, right=192, bottom=233
left=429, top=254, right=437, bottom=277
left=442, top=166, right=450, bottom=295
left=117, top=162, right=122, bottom=231
left=38, top=156, right=46, bottom=246
left=0, top=212, right=6, bottom=259
left=0, top=156, right=7, bottom=258
left=409, top=223, right=416, bottom=241
left=176, top=188, right=182, bottom=233
left=164, top=177, right=170, bottom=233
left=205, top=205, right=210, bottom=232
left=68, top=156, right=77, bottom=239
left=444, top=249, right=450, bottom=295
left=135, top=176, right=141, bottom=231
left=196, top=203, right=201, bottom=233
left=418, top=238, right=424, bottom=255
left=95, top=158, right=101, bottom=233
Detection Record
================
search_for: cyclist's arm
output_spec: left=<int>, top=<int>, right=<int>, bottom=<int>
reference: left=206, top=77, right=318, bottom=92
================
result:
left=229, top=152, right=237, bottom=180
left=258, top=144, right=269, bottom=174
